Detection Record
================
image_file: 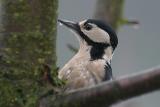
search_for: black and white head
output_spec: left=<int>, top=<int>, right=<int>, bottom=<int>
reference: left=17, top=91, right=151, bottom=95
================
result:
left=58, top=19, right=118, bottom=61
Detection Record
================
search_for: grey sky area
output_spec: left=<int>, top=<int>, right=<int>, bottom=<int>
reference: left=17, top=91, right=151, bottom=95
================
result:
left=57, top=0, right=160, bottom=107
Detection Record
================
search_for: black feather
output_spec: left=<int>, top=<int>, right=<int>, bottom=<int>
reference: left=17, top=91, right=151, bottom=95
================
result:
left=90, top=44, right=110, bottom=60
left=103, top=62, right=112, bottom=81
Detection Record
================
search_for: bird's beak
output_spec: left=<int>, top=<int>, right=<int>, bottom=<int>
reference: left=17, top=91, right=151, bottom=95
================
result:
left=58, top=19, right=79, bottom=33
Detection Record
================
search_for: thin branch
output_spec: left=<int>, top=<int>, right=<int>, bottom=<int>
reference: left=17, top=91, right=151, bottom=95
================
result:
left=50, top=66, right=160, bottom=107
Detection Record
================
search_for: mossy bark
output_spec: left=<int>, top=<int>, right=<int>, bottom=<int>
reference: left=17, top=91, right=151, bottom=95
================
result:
left=0, top=0, right=58, bottom=107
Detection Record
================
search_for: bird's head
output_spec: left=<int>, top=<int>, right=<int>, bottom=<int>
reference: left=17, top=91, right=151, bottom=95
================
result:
left=58, top=19, right=118, bottom=61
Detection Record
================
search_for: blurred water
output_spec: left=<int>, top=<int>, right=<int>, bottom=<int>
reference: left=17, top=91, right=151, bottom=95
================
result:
left=57, top=0, right=160, bottom=107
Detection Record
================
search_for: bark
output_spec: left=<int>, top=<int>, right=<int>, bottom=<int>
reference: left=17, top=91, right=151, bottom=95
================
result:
left=0, top=0, right=58, bottom=107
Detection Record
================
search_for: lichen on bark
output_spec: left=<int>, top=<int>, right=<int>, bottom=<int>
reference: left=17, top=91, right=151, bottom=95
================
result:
left=0, top=0, right=58, bottom=107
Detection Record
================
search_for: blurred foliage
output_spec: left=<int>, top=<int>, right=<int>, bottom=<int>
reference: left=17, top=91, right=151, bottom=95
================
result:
left=0, top=0, right=61, bottom=107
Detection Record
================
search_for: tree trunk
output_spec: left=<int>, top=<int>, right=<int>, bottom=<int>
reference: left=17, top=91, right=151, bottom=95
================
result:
left=94, top=0, right=125, bottom=30
left=0, top=0, right=58, bottom=107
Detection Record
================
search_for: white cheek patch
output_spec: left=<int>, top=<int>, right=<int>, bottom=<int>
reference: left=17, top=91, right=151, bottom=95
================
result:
left=81, top=25, right=110, bottom=44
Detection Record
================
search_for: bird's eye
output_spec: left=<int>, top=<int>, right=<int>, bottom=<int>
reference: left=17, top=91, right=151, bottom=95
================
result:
left=84, top=23, right=93, bottom=31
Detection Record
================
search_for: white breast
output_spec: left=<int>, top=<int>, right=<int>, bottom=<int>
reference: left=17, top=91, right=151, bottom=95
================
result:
left=58, top=54, right=107, bottom=91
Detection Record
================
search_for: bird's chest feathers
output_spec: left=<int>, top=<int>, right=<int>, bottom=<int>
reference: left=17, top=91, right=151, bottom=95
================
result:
left=59, top=46, right=113, bottom=82
left=71, top=58, right=107, bottom=82
left=86, top=60, right=106, bottom=81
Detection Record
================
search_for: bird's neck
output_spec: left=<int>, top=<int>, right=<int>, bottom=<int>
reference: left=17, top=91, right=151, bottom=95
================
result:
left=77, top=41, right=113, bottom=63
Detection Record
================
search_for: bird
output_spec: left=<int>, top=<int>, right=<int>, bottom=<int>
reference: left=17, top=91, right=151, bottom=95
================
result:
left=58, top=19, right=118, bottom=91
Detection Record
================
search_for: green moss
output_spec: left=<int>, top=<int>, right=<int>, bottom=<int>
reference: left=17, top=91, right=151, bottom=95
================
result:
left=0, top=0, right=59, bottom=107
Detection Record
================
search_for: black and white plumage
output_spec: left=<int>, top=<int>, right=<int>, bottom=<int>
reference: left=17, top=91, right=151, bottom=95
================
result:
left=58, top=19, right=118, bottom=91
